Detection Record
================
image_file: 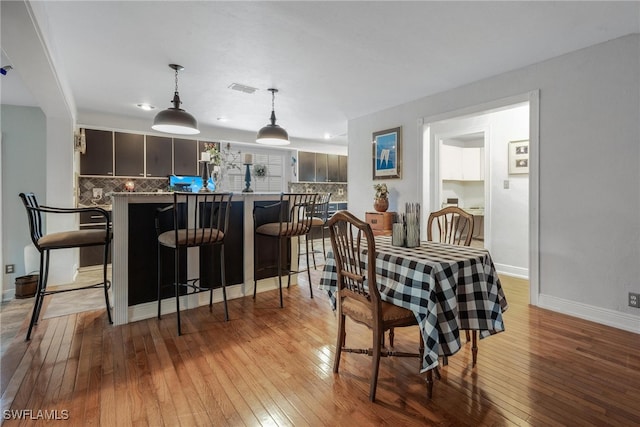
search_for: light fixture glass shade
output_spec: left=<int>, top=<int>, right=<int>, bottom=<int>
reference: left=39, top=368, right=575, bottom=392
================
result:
left=152, top=106, right=200, bottom=135
left=256, top=123, right=289, bottom=145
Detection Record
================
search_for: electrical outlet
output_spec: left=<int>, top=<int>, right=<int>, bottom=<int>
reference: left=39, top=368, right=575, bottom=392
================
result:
left=5, top=264, right=15, bottom=274
left=93, top=188, right=103, bottom=198
left=503, top=180, right=510, bottom=189
left=338, top=188, right=344, bottom=196
left=629, top=292, right=640, bottom=308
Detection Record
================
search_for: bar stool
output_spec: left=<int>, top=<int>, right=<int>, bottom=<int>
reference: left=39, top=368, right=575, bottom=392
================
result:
left=253, top=193, right=317, bottom=307
left=306, top=192, right=331, bottom=269
left=156, top=191, right=233, bottom=336
left=19, top=192, right=113, bottom=341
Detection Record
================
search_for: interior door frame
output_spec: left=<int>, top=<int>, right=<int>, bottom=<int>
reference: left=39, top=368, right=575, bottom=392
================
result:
left=419, top=90, right=540, bottom=305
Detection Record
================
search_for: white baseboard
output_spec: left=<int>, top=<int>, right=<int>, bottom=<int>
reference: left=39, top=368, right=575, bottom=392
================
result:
left=538, top=293, right=640, bottom=334
left=128, top=278, right=299, bottom=323
left=494, top=263, right=528, bottom=279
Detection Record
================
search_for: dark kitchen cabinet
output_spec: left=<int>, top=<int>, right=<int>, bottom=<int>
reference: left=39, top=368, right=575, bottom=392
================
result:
left=146, top=135, right=172, bottom=177
left=298, top=151, right=348, bottom=182
left=81, top=129, right=113, bottom=176
left=298, top=151, right=316, bottom=182
left=174, top=138, right=198, bottom=176
left=338, top=155, right=348, bottom=182
left=115, top=132, right=144, bottom=177
left=79, top=210, right=112, bottom=267
left=315, top=153, right=328, bottom=182
left=327, top=154, right=340, bottom=182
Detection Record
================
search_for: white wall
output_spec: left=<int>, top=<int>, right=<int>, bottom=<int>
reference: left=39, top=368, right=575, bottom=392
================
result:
left=1, top=105, right=47, bottom=299
left=348, top=34, right=640, bottom=332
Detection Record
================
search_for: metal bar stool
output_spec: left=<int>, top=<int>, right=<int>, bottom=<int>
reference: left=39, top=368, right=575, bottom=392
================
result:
left=19, top=192, right=113, bottom=341
left=305, top=192, right=331, bottom=269
left=253, top=192, right=317, bottom=307
left=156, top=191, right=233, bottom=336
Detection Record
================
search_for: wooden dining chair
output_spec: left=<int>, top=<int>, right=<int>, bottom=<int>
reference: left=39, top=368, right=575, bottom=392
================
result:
left=19, top=192, right=113, bottom=341
left=427, top=206, right=474, bottom=246
left=427, top=206, right=478, bottom=365
left=328, top=210, right=432, bottom=401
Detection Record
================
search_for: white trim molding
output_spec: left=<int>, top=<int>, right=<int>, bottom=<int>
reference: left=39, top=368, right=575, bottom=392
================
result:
left=538, top=293, right=640, bottom=334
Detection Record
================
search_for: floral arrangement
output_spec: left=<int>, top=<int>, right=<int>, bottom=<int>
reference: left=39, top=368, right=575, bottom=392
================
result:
left=374, top=183, right=388, bottom=199
left=253, top=163, right=268, bottom=178
left=203, top=142, right=222, bottom=166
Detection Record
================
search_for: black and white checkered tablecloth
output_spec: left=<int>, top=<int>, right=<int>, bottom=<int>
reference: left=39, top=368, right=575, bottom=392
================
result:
left=319, top=235, right=508, bottom=372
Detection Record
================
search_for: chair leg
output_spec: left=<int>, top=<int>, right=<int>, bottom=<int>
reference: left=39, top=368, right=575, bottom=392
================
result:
left=175, top=249, right=182, bottom=336
left=465, top=330, right=471, bottom=342
left=277, top=238, right=284, bottom=308
left=310, top=232, right=317, bottom=270
left=389, top=327, right=395, bottom=348
left=370, top=326, right=383, bottom=402
left=26, top=251, right=47, bottom=341
left=103, top=242, right=113, bottom=324
left=333, top=313, right=345, bottom=373
left=35, top=250, right=51, bottom=323
left=471, top=330, right=478, bottom=367
left=321, top=226, right=327, bottom=259
left=305, top=234, right=313, bottom=298
left=253, top=233, right=258, bottom=300
left=157, top=246, right=162, bottom=319
left=220, top=244, right=229, bottom=321
left=426, top=370, right=434, bottom=399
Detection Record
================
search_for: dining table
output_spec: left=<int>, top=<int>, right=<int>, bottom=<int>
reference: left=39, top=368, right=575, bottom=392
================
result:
left=319, top=235, right=508, bottom=373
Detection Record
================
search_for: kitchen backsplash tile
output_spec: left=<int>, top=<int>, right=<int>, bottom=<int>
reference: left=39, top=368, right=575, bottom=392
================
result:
left=78, top=177, right=347, bottom=205
left=77, top=177, right=168, bottom=206
left=288, top=182, right=347, bottom=201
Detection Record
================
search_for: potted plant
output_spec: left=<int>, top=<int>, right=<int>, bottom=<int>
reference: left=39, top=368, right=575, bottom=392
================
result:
left=373, top=183, right=389, bottom=212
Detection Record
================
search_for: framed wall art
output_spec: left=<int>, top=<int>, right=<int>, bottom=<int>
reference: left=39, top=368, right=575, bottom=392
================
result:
left=509, top=139, right=529, bottom=175
left=372, top=126, right=401, bottom=179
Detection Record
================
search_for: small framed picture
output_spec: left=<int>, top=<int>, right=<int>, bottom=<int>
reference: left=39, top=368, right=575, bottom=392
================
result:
left=509, top=140, right=529, bottom=175
left=372, top=127, right=401, bottom=180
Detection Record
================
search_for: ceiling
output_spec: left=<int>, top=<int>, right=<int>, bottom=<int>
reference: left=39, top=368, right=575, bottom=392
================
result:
left=2, top=1, right=639, bottom=147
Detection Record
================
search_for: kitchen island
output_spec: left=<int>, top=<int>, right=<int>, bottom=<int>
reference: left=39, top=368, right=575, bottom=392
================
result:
left=110, top=191, right=298, bottom=325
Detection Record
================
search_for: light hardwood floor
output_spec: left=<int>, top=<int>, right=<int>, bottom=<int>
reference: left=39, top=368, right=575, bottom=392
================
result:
left=1, top=268, right=639, bottom=426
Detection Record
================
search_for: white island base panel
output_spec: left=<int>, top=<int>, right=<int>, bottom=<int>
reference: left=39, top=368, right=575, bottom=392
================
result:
left=110, top=192, right=299, bottom=325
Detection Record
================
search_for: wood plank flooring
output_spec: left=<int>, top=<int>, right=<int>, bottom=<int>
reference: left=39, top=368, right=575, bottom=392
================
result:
left=1, top=271, right=639, bottom=426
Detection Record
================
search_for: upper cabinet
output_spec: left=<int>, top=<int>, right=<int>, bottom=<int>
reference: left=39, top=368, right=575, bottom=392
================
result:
left=298, top=152, right=316, bottom=181
left=173, top=138, right=198, bottom=176
left=146, top=135, right=172, bottom=177
left=114, top=132, right=144, bottom=177
left=80, top=129, right=202, bottom=177
left=440, top=142, right=484, bottom=181
left=81, top=129, right=114, bottom=176
left=298, top=151, right=348, bottom=182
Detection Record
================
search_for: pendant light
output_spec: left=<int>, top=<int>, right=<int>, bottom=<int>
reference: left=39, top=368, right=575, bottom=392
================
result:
left=256, top=88, right=289, bottom=145
left=152, top=64, right=200, bottom=135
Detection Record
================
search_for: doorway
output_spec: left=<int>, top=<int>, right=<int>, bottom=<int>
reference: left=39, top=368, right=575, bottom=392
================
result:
left=423, top=97, right=533, bottom=285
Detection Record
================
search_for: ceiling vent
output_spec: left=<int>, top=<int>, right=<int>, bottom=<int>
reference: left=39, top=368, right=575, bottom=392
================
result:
left=228, top=83, right=258, bottom=94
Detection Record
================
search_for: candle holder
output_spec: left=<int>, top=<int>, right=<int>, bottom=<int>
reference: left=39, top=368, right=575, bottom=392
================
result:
left=242, top=163, right=253, bottom=192
left=199, top=160, right=212, bottom=192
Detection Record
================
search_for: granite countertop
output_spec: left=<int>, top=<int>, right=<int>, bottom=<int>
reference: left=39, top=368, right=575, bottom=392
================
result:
left=109, top=191, right=283, bottom=197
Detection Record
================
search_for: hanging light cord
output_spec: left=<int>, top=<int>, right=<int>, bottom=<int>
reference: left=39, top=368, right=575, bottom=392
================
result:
left=269, top=89, right=277, bottom=125
left=171, top=68, right=182, bottom=109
